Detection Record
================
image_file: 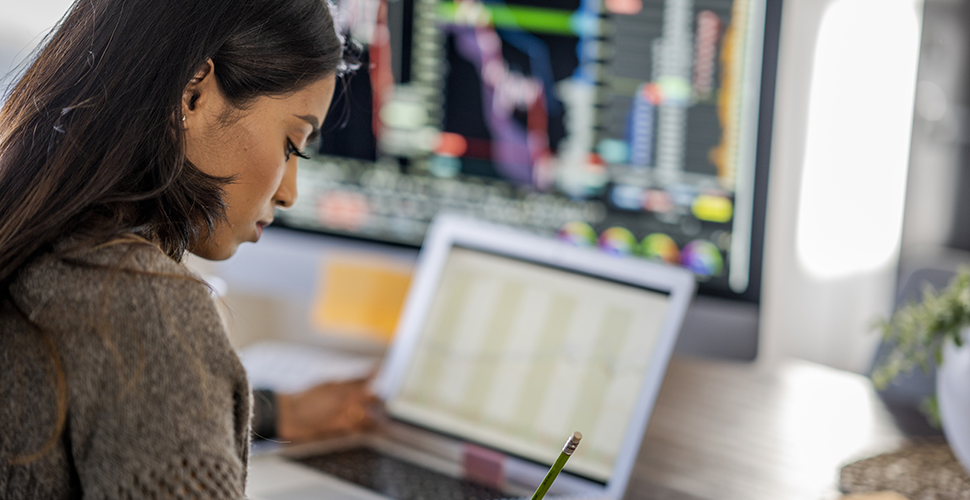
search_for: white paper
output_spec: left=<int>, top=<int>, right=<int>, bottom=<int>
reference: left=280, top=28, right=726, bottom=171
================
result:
left=239, top=341, right=378, bottom=394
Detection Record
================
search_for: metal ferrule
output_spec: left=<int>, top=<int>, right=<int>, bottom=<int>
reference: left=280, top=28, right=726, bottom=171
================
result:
left=562, top=431, right=582, bottom=456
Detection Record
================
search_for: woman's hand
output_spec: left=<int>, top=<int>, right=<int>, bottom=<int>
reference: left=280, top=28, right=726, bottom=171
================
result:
left=275, top=379, right=380, bottom=443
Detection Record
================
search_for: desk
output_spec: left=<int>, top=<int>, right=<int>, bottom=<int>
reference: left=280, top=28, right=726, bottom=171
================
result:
left=249, top=354, right=913, bottom=500
left=629, top=357, right=909, bottom=500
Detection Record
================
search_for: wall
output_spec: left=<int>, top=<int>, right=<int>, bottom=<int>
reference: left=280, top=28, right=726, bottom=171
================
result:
left=0, top=1, right=75, bottom=93
left=760, top=0, right=923, bottom=373
left=901, top=0, right=967, bottom=259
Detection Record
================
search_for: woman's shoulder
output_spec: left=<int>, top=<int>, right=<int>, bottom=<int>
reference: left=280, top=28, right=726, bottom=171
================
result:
left=5, top=232, right=247, bottom=423
left=1, top=236, right=250, bottom=499
left=6, top=234, right=235, bottom=362
left=11, top=234, right=209, bottom=316
left=36, top=233, right=195, bottom=281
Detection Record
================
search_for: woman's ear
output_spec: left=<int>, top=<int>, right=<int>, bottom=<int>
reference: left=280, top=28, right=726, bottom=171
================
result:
left=181, top=59, right=218, bottom=128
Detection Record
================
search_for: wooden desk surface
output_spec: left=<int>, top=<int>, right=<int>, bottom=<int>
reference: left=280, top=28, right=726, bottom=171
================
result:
left=629, top=356, right=909, bottom=500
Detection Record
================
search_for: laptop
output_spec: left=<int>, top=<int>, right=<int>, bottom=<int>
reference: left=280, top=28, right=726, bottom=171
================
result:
left=247, top=213, right=696, bottom=500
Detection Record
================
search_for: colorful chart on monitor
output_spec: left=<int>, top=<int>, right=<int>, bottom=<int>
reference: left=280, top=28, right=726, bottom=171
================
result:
left=598, top=227, right=638, bottom=256
left=639, top=233, right=680, bottom=265
left=557, top=221, right=598, bottom=247
left=680, top=240, right=723, bottom=276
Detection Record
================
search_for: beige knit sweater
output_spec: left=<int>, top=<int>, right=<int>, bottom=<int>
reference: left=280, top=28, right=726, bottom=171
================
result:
left=0, top=238, right=251, bottom=499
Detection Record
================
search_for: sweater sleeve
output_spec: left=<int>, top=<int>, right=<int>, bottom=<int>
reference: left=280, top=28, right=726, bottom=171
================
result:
left=19, top=244, right=252, bottom=499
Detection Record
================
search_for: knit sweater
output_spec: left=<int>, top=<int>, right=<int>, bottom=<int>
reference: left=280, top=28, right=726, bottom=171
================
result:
left=0, top=238, right=251, bottom=499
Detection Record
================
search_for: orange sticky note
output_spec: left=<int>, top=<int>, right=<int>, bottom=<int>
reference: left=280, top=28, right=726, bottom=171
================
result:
left=310, top=257, right=412, bottom=343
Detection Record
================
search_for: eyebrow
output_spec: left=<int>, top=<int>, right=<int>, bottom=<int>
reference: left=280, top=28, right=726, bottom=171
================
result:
left=295, top=114, right=321, bottom=143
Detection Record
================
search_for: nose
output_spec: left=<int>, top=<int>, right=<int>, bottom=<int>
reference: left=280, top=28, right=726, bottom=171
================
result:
left=274, top=157, right=299, bottom=209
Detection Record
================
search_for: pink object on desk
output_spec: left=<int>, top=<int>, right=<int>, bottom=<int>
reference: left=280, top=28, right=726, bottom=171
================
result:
left=463, top=443, right=505, bottom=489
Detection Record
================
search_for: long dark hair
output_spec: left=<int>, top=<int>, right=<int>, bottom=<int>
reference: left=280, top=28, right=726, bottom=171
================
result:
left=0, top=0, right=347, bottom=293
left=1, top=0, right=351, bottom=464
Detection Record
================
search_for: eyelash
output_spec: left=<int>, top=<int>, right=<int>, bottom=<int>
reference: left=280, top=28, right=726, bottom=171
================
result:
left=285, top=139, right=311, bottom=161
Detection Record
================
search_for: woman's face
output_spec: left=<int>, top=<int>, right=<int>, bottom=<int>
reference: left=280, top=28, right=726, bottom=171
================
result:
left=182, top=63, right=336, bottom=260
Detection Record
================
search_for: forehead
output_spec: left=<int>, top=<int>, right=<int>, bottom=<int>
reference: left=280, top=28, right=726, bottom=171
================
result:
left=278, top=75, right=337, bottom=113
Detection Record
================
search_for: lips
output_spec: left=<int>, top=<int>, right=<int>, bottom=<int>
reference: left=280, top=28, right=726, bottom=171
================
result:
left=255, top=220, right=272, bottom=239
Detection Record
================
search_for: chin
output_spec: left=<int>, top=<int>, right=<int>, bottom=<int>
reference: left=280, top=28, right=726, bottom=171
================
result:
left=190, top=241, right=240, bottom=261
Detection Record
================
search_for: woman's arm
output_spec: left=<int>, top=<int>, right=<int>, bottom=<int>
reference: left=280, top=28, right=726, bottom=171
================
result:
left=252, top=380, right=378, bottom=443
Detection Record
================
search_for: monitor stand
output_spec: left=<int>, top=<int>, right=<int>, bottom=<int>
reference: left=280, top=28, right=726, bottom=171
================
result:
left=674, top=295, right=759, bottom=361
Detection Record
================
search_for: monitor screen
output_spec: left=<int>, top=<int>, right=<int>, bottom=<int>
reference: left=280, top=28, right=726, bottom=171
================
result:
left=277, top=0, right=780, bottom=302
left=384, top=245, right=672, bottom=482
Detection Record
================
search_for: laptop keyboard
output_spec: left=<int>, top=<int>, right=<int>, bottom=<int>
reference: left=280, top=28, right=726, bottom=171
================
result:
left=296, top=448, right=514, bottom=500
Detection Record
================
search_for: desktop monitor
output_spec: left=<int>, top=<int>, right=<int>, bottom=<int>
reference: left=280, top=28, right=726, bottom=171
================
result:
left=277, top=0, right=782, bottom=357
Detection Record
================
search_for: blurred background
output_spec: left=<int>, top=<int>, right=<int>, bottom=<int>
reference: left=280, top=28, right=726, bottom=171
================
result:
left=1, top=0, right=963, bottom=377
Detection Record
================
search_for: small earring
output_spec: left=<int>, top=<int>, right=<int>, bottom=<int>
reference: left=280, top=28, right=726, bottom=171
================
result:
left=181, top=115, right=186, bottom=122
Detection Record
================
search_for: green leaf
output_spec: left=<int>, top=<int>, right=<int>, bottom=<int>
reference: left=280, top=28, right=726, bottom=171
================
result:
left=871, top=267, right=970, bottom=424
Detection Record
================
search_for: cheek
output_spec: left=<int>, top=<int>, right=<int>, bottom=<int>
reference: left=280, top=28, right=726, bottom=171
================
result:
left=225, top=133, right=284, bottom=205
left=211, top=116, right=290, bottom=227
left=229, top=155, right=286, bottom=218
left=253, top=159, right=286, bottom=200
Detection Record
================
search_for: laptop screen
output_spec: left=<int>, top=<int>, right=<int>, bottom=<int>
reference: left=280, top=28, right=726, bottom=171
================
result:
left=385, top=246, right=672, bottom=482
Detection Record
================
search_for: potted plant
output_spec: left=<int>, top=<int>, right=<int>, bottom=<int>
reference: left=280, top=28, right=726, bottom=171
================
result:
left=874, top=268, right=970, bottom=474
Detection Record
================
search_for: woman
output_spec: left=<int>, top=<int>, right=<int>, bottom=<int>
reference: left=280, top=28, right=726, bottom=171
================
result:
left=0, top=0, right=353, bottom=497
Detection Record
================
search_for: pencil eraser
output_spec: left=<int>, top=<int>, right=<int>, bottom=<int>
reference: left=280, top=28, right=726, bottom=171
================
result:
left=563, top=432, right=583, bottom=455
